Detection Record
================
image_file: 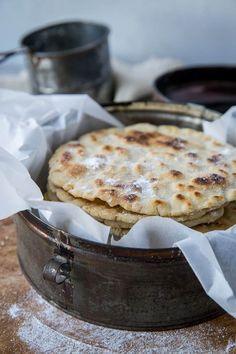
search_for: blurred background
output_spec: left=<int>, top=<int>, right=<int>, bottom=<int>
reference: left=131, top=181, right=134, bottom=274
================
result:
left=1, top=0, right=235, bottom=69
left=1, top=0, right=236, bottom=111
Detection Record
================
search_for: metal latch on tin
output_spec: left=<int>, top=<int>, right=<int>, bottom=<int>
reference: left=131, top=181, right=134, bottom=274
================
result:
left=43, top=255, right=71, bottom=285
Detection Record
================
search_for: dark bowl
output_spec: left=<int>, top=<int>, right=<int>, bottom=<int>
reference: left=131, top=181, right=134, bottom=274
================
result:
left=154, top=66, right=236, bottom=113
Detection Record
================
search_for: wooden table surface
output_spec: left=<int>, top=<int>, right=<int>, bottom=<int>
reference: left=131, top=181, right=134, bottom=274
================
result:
left=0, top=218, right=236, bottom=354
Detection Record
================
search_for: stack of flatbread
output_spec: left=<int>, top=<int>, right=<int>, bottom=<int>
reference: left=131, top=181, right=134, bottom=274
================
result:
left=46, top=123, right=236, bottom=236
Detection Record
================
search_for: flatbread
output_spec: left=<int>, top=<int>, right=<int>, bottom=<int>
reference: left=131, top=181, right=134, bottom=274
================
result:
left=110, top=228, right=129, bottom=238
left=47, top=181, right=225, bottom=228
left=46, top=185, right=236, bottom=236
left=194, top=202, right=236, bottom=233
left=108, top=203, right=236, bottom=237
left=47, top=180, right=145, bottom=225
left=48, top=123, right=236, bottom=218
left=45, top=188, right=130, bottom=237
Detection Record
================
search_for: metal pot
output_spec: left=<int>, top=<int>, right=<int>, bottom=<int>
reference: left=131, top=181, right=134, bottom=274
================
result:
left=14, top=102, right=223, bottom=331
left=0, top=21, right=113, bottom=102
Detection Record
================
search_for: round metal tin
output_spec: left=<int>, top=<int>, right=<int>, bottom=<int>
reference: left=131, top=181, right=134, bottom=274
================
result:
left=14, top=102, right=223, bottom=330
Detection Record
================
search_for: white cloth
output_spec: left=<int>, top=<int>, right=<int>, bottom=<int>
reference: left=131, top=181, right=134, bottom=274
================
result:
left=113, top=57, right=182, bottom=101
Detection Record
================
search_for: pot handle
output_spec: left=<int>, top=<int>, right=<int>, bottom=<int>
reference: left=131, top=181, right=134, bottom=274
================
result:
left=0, top=47, right=28, bottom=64
left=43, top=255, right=71, bottom=285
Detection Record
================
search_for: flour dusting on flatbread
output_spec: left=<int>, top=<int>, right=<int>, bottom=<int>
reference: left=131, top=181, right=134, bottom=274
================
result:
left=48, top=123, right=236, bottom=220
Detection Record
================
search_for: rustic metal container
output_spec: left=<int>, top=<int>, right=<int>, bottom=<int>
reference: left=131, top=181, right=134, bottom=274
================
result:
left=14, top=102, right=223, bottom=331
left=20, top=21, right=112, bottom=100
left=0, top=21, right=113, bottom=102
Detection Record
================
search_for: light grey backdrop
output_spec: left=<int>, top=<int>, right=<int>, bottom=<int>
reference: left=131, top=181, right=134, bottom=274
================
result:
left=0, top=0, right=235, bottom=67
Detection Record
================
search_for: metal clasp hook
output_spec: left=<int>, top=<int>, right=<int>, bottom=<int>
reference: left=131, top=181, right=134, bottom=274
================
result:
left=43, top=255, right=71, bottom=284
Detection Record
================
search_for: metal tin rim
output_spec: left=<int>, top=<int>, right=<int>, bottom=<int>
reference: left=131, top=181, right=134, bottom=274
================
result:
left=20, top=20, right=110, bottom=58
left=20, top=210, right=184, bottom=262
left=104, top=100, right=220, bottom=121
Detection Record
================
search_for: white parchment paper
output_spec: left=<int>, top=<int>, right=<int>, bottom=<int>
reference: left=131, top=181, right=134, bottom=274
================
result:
left=1, top=89, right=236, bottom=318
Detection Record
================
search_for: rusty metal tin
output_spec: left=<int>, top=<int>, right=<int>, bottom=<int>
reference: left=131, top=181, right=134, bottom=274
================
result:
left=14, top=102, right=223, bottom=331
left=20, top=21, right=113, bottom=101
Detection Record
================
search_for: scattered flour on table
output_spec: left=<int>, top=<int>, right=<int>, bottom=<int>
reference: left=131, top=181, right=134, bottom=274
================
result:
left=226, top=340, right=236, bottom=353
left=6, top=289, right=236, bottom=354
left=17, top=316, right=104, bottom=354
left=8, top=303, right=23, bottom=319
